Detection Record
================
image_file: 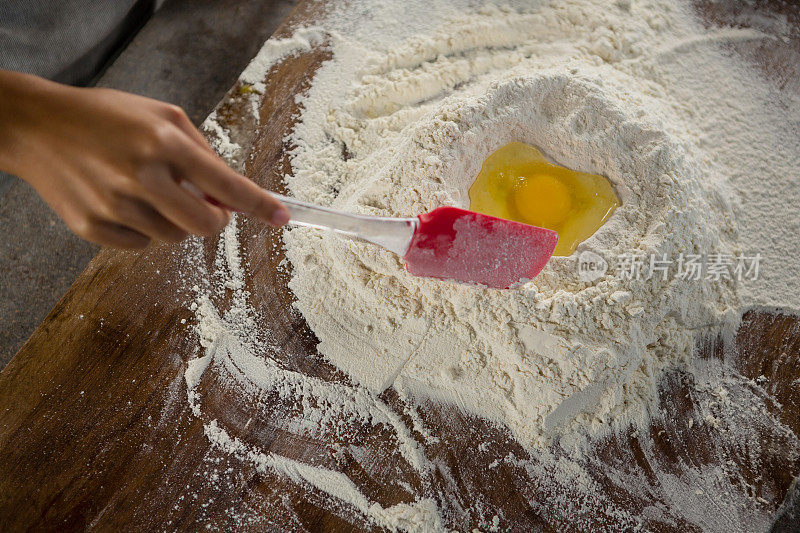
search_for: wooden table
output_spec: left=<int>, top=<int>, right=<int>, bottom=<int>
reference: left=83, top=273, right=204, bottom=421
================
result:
left=1, top=1, right=799, bottom=531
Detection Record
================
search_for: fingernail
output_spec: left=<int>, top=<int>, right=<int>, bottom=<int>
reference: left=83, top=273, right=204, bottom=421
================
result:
left=271, top=207, right=290, bottom=226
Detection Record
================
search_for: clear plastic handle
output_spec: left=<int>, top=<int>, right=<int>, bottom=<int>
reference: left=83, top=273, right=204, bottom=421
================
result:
left=271, top=193, right=417, bottom=257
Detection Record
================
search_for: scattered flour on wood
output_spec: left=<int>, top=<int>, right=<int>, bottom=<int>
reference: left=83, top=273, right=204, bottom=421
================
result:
left=200, top=110, right=241, bottom=161
left=182, top=0, right=800, bottom=530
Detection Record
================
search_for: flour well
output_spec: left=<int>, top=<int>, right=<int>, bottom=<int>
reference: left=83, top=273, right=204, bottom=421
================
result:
left=284, top=2, right=748, bottom=448
left=183, top=0, right=800, bottom=530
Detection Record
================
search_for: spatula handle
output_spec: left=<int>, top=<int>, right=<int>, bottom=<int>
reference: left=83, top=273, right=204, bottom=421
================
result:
left=270, top=193, right=417, bottom=256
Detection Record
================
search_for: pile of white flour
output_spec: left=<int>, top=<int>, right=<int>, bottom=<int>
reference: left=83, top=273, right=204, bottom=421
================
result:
left=187, top=0, right=800, bottom=529
left=283, top=2, right=749, bottom=449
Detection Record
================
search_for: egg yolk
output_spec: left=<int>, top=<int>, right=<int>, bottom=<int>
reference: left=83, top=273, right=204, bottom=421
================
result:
left=468, top=142, right=620, bottom=256
left=512, top=174, right=572, bottom=228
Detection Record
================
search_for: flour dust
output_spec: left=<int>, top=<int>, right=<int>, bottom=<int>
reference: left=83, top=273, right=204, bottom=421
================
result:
left=182, top=1, right=800, bottom=530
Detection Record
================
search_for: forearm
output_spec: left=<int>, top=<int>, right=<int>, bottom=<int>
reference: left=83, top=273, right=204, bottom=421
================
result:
left=0, top=70, right=60, bottom=179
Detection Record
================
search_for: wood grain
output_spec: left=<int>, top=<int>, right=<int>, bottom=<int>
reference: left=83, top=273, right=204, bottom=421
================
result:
left=1, top=1, right=798, bottom=531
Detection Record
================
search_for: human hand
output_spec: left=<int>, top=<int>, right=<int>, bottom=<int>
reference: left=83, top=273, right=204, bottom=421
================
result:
left=0, top=70, right=289, bottom=248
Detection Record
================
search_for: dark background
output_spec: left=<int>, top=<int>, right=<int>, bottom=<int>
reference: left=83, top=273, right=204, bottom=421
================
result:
left=0, top=0, right=298, bottom=368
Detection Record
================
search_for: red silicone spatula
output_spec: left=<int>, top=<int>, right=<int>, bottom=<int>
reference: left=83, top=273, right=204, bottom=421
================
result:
left=271, top=193, right=558, bottom=289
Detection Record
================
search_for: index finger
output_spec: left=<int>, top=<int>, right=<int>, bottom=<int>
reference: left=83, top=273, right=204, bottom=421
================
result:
left=168, top=133, right=290, bottom=226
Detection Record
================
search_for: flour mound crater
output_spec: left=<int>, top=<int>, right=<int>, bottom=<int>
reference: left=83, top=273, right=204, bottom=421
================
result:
left=286, top=66, right=739, bottom=447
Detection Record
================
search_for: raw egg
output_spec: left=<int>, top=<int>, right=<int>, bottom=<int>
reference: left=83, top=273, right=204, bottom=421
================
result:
left=468, top=142, right=620, bottom=256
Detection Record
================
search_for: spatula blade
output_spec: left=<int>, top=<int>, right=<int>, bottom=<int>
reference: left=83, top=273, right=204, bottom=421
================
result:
left=403, top=207, right=558, bottom=289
